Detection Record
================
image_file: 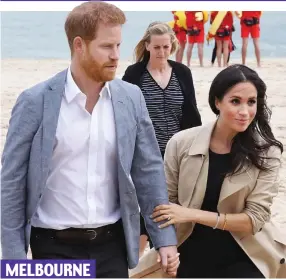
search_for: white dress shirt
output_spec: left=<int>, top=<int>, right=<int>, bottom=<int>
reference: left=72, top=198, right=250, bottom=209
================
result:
left=33, top=67, right=120, bottom=229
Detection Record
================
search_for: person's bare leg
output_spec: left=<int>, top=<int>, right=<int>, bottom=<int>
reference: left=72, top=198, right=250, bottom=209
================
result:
left=198, top=43, right=204, bottom=67
left=186, top=43, right=194, bottom=67
left=253, top=38, right=261, bottom=67
left=242, top=37, right=248, bottom=65
left=139, top=235, right=148, bottom=258
left=223, top=40, right=230, bottom=67
left=216, top=40, right=223, bottom=67
left=176, top=41, right=186, bottom=63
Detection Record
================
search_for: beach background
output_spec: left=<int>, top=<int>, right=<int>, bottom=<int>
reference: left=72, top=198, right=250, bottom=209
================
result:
left=1, top=11, right=286, bottom=258
left=2, top=11, right=286, bottom=60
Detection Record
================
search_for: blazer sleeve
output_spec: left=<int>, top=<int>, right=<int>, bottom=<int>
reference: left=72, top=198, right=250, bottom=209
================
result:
left=164, top=136, right=179, bottom=204
left=243, top=146, right=282, bottom=235
left=1, top=90, right=40, bottom=259
left=187, top=67, right=199, bottom=107
left=130, top=87, right=177, bottom=249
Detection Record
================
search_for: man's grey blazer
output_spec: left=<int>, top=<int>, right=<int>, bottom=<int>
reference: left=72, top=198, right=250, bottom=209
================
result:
left=1, top=69, right=177, bottom=268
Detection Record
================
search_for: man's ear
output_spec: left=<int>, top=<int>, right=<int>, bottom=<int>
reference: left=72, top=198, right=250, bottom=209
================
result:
left=73, top=36, right=85, bottom=54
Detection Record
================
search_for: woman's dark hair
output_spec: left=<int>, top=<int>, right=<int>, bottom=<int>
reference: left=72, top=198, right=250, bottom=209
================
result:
left=209, top=64, right=283, bottom=175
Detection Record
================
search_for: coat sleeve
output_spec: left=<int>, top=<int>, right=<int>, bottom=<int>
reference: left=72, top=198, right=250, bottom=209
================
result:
left=164, top=136, right=179, bottom=204
left=243, top=146, right=282, bottom=234
left=186, top=67, right=199, bottom=106
left=130, top=87, right=177, bottom=249
left=121, top=65, right=134, bottom=83
left=1, top=90, right=40, bottom=259
left=185, top=67, right=202, bottom=127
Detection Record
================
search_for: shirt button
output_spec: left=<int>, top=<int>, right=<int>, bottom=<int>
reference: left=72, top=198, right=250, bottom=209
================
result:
left=280, top=258, right=285, bottom=264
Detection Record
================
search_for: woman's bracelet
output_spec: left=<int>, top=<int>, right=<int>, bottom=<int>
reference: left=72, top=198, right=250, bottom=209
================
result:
left=222, top=213, right=228, bottom=230
left=213, top=212, right=220, bottom=229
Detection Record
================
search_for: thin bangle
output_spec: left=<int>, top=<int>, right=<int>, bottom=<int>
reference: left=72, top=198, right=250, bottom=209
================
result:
left=222, top=214, right=228, bottom=230
left=213, top=212, right=220, bottom=229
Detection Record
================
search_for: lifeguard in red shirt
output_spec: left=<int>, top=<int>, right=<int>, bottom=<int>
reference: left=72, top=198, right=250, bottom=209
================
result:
left=171, top=11, right=187, bottom=63
left=185, top=11, right=208, bottom=67
left=236, top=11, right=262, bottom=67
left=209, top=11, right=233, bottom=67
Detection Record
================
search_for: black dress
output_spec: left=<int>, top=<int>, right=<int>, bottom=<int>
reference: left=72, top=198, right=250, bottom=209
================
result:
left=140, top=69, right=184, bottom=156
left=177, top=149, right=264, bottom=278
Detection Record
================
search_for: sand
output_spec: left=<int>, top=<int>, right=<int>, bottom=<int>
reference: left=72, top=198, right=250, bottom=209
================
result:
left=1, top=58, right=286, bottom=259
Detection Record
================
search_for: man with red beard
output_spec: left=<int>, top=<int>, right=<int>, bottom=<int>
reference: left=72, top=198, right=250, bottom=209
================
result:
left=236, top=11, right=262, bottom=67
left=0, top=2, right=179, bottom=278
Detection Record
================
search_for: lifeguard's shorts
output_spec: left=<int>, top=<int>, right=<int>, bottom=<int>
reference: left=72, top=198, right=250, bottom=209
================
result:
left=176, top=29, right=187, bottom=44
left=187, top=31, right=204, bottom=44
left=241, top=23, right=260, bottom=38
left=215, top=34, right=231, bottom=42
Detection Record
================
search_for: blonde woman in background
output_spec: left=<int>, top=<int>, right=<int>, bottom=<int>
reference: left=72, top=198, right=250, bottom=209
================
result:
left=122, top=21, right=202, bottom=256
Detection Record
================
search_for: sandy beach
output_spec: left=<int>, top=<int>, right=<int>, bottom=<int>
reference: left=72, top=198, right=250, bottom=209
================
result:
left=1, top=58, right=286, bottom=259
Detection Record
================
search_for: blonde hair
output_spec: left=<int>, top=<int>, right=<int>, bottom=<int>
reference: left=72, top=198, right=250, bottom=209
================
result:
left=134, top=21, right=179, bottom=62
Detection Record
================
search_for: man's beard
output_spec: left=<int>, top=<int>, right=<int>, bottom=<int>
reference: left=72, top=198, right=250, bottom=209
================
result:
left=81, top=52, right=117, bottom=82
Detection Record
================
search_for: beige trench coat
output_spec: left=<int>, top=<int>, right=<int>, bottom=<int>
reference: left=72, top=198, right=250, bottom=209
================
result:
left=129, top=121, right=286, bottom=278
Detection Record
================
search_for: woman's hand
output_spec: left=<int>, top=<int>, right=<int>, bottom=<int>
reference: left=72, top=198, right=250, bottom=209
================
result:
left=151, top=204, right=194, bottom=228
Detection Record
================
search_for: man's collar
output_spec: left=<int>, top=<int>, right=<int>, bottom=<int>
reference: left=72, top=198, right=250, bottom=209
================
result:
left=65, top=67, right=111, bottom=103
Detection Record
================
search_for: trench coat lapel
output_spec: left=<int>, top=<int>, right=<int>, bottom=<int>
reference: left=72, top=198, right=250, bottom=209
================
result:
left=187, top=120, right=253, bottom=210
left=218, top=167, right=253, bottom=206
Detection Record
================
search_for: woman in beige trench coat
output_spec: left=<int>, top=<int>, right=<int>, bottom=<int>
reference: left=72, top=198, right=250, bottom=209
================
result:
left=129, top=64, right=285, bottom=278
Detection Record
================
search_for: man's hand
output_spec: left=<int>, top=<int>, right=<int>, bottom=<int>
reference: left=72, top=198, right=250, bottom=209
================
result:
left=157, top=246, right=180, bottom=277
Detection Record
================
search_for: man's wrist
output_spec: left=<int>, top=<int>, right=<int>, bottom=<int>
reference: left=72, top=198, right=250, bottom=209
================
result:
left=158, top=245, right=177, bottom=250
